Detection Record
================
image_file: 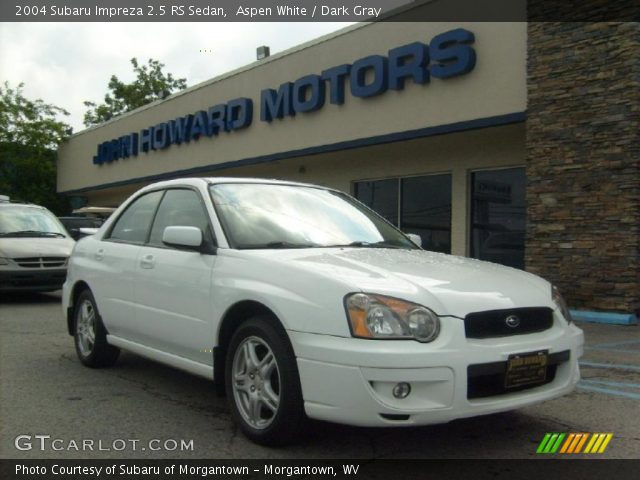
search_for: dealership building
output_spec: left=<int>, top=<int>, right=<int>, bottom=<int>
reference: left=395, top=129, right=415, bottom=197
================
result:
left=57, top=19, right=639, bottom=322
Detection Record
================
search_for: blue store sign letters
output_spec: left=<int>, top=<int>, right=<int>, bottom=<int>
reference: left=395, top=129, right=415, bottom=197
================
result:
left=93, top=28, right=476, bottom=165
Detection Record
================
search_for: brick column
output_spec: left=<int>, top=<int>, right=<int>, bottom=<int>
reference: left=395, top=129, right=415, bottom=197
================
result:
left=526, top=22, right=639, bottom=314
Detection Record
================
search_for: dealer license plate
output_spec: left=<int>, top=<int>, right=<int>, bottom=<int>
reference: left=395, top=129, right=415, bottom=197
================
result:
left=505, top=350, right=548, bottom=389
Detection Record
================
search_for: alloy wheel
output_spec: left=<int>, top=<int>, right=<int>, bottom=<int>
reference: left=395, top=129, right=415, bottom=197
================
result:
left=231, top=336, right=281, bottom=429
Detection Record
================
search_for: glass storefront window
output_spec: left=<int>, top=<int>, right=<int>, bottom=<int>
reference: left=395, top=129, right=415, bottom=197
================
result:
left=354, top=174, right=452, bottom=253
left=353, top=178, right=399, bottom=226
left=470, top=167, right=526, bottom=269
left=401, top=175, right=452, bottom=254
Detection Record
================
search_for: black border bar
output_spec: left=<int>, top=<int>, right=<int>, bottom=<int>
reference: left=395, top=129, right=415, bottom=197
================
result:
left=2, top=0, right=639, bottom=22
left=3, top=459, right=640, bottom=480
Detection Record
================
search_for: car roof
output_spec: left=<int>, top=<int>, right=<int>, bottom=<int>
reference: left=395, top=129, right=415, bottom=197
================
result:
left=137, top=177, right=335, bottom=193
left=0, top=202, right=47, bottom=210
left=204, top=177, right=320, bottom=187
left=72, top=206, right=116, bottom=214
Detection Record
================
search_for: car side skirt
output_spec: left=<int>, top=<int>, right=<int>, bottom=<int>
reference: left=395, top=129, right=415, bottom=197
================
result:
left=107, top=335, right=214, bottom=380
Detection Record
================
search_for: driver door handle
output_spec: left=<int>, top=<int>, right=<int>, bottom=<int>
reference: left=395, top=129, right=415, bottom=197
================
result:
left=140, top=254, right=155, bottom=269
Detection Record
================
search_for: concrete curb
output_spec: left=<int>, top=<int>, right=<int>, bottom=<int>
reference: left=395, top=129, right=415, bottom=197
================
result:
left=570, top=309, right=638, bottom=326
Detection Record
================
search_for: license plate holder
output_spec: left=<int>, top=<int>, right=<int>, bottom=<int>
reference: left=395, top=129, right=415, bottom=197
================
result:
left=505, top=350, right=548, bottom=389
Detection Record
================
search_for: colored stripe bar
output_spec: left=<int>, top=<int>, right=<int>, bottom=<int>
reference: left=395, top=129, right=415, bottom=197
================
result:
left=543, top=433, right=560, bottom=453
left=550, top=433, right=565, bottom=453
left=560, top=433, right=575, bottom=454
left=567, top=433, right=583, bottom=453
left=590, top=433, right=606, bottom=453
left=536, top=433, right=552, bottom=454
left=573, top=433, right=588, bottom=453
left=598, top=434, right=613, bottom=453
left=584, top=433, right=599, bottom=453
left=539, top=433, right=614, bottom=455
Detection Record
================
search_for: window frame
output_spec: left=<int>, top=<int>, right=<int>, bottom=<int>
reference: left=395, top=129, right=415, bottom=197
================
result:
left=104, top=186, right=217, bottom=253
left=103, top=189, right=165, bottom=246
left=352, top=171, right=453, bottom=253
left=468, top=165, right=527, bottom=269
left=145, top=187, right=217, bottom=253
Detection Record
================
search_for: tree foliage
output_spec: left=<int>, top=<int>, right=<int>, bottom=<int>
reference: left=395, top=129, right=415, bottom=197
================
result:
left=0, top=81, right=71, bottom=214
left=83, top=57, right=187, bottom=126
left=0, top=81, right=70, bottom=150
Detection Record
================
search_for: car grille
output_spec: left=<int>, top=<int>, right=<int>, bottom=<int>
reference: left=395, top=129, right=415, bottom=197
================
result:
left=467, top=350, right=570, bottom=399
left=1, top=272, right=67, bottom=287
left=14, top=257, right=67, bottom=268
left=464, top=307, right=554, bottom=339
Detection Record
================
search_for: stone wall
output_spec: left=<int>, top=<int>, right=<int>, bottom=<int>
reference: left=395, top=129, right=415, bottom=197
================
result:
left=526, top=22, right=639, bottom=314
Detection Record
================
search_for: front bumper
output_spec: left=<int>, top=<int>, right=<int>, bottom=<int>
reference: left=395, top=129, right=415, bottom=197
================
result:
left=290, top=320, right=584, bottom=427
left=0, top=268, right=67, bottom=292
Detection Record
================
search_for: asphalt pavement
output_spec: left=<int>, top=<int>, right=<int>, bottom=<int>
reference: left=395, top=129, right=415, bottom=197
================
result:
left=1, top=291, right=638, bottom=459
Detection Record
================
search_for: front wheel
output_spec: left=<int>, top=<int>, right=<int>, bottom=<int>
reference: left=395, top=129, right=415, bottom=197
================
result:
left=73, top=289, right=120, bottom=368
left=225, top=316, right=305, bottom=446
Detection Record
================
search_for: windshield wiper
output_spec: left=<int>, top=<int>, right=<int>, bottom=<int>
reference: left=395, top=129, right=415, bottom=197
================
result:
left=0, top=230, right=66, bottom=238
left=324, top=241, right=406, bottom=249
left=241, top=241, right=316, bottom=249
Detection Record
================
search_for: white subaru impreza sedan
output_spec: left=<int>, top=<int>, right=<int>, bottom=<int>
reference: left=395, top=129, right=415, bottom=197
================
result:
left=62, top=178, right=584, bottom=445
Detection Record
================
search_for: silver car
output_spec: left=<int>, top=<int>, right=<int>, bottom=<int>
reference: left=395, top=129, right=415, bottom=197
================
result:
left=0, top=200, right=75, bottom=293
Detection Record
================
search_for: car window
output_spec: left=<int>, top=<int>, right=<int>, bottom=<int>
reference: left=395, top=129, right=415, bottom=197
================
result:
left=209, top=183, right=417, bottom=250
left=0, top=206, right=67, bottom=237
left=148, top=189, right=214, bottom=248
left=107, top=191, right=163, bottom=244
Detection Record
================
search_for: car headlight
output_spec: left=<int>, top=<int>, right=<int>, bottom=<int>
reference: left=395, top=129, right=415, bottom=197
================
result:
left=552, top=285, right=573, bottom=324
left=0, top=257, right=9, bottom=266
left=345, top=293, right=440, bottom=342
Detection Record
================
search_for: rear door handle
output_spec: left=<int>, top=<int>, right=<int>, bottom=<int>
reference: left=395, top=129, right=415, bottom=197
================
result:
left=94, top=248, right=105, bottom=261
left=140, top=254, right=155, bottom=269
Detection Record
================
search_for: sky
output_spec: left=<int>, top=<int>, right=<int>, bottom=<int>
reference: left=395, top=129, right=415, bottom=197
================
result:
left=0, top=22, right=353, bottom=132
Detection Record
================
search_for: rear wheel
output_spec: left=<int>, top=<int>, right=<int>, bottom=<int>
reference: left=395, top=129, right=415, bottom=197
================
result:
left=225, top=316, right=305, bottom=446
left=73, top=289, right=119, bottom=367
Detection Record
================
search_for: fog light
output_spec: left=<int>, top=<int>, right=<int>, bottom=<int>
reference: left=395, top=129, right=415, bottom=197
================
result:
left=392, top=382, right=411, bottom=399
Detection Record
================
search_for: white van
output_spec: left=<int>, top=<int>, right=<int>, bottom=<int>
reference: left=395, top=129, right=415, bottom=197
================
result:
left=0, top=199, right=75, bottom=293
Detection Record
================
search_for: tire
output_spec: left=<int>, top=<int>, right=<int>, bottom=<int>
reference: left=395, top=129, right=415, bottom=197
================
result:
left=73, top=289, right=120, bottom=368
left=225, top=315, right=305, bottom=446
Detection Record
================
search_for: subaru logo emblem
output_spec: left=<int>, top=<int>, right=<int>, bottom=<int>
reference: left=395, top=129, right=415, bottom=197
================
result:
left=505, top=315, right=521, bottom=328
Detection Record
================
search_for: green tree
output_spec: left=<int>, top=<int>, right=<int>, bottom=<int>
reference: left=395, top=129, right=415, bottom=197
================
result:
left=0, top=82, right=71, bottom=214
left=83, top=57, right=187, bottom=126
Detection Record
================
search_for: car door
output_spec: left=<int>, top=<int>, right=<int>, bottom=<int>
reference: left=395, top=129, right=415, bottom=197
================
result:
left=132, top=188, right=216, bottom=365
left=90, top=190, right=164, bottom=339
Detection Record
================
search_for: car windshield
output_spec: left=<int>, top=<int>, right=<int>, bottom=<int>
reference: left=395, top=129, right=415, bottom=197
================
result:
left=209, top=183, right=417, bottom=250
left=0, top=206, right=68, bottom=237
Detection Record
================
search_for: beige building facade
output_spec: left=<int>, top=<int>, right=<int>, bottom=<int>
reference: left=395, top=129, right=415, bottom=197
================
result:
left=57, top=20, right=639, bottom=319
left=58, top=21, right=526, bottom=257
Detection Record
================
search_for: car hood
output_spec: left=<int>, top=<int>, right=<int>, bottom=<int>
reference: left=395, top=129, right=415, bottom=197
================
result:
left=245, top=248, right=554, bottom=318
left=0, top=237, right=75, bottom=258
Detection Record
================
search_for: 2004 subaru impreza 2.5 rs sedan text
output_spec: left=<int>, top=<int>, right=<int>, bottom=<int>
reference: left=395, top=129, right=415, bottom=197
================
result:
left=62, top=178, right=584, bottom=445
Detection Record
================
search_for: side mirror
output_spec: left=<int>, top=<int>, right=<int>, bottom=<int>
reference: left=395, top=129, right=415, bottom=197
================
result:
left=162, top=226, right=203, bottom=251
left=78, top=227, right=99, bottom=236
left=406, top=233, right=422, bottom=248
